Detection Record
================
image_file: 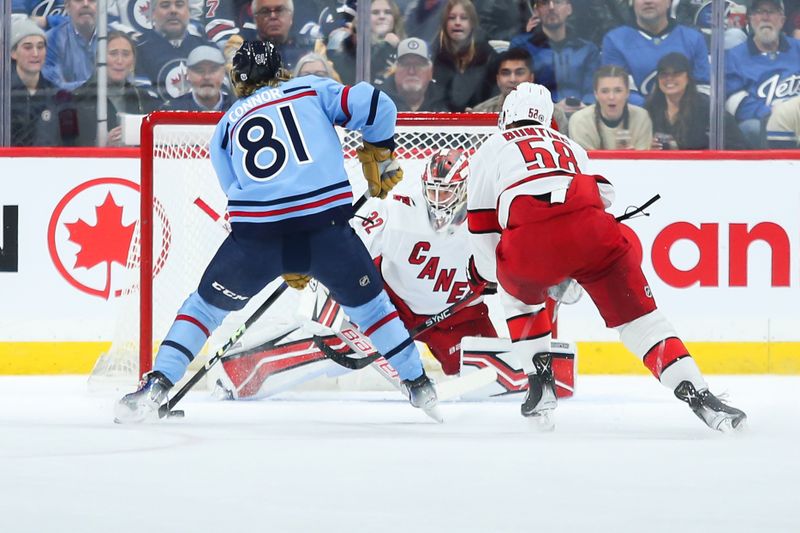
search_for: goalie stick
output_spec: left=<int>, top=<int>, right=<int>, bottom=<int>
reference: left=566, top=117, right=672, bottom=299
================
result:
left=319, top=289, right=483, bottom=370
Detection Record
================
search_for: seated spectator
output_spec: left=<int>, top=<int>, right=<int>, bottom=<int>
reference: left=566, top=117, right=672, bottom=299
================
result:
left=509, top=0, right=600, bottom=115
left=766, top=95, right=800, bottom=147
left=42, top=0, right=98, bottom=91
left=725, top=0, right=800, bottom=148
left=404, top=0, right=448, bottom=44
left=327, top=0, right=405, bottom=85
left=135, top=0, right=213, bottom=102
left=381, top=37, right=448, bottom=111
left=471, top=47, right=569, bottom=132
left=646, top=52, right=747, bottom=150
left=293, top=52, right=342, bottom=81
left=430, top=0, right=496, bottom=111
left=601, top=0, right=710, bottom=107
left=68, top=31, right=160, bottom=146
left=9, top=17, right=61, bottom=146
left=568, top=65, right=653, bottom=150
left=241, top=0, right=314, bottom=72
left=161, top=46, right=235, bottom=112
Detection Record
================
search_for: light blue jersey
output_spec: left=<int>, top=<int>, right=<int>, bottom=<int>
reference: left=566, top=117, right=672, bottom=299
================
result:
left=210, top=75, right=397, bottom=230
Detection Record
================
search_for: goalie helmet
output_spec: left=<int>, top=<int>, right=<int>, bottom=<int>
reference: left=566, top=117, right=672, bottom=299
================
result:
left=231, top=40, right=283, bottom=93
left=421, top=149, right=469, bottom=232
left=498, top=82, right=554, bottom=130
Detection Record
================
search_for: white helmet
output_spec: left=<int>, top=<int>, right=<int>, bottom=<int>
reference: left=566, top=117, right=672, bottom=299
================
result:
left=421, top=149, right=469, bottom=232
left=498, top=82, right=554, bottom=129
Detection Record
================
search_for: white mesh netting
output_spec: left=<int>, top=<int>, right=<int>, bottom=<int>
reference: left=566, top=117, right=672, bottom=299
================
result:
left=88, top=113, right=498, bottom=391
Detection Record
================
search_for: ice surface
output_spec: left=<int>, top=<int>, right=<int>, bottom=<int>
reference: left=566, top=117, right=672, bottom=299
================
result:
left=0, top=376, right=797, bottom=533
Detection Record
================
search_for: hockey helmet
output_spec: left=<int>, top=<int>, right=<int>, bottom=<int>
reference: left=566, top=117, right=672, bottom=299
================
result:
left=498, top=82, right=554, bottom=129
left=231, top=40, right=283, bottom=90
left=421, top=149, right=469, bottom=232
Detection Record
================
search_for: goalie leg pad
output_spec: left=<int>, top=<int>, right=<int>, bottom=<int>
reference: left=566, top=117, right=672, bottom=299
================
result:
left=153, top=292, right=229, bottom=385
left=342, top=290, right=423, bottom=381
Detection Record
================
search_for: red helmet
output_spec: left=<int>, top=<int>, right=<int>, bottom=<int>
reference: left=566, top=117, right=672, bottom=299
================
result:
left=421, top=149, right=469, bottom=231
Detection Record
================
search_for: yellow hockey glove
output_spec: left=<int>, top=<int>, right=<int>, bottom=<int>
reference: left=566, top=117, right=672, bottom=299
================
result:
left=356, top=141, right=404, bottom=199
left=282, top=273, right=311, bottom=291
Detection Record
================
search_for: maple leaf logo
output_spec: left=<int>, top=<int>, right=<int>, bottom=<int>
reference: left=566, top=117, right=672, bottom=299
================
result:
left=65, top=192, right=136, bottom=299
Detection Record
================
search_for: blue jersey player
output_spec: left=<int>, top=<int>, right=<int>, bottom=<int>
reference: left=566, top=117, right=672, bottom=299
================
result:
left=115, top=41, right=438, bottom=423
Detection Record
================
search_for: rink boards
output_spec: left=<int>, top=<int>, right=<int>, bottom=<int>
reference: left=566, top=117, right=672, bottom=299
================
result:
left=1, top=149, right=799, bottom=374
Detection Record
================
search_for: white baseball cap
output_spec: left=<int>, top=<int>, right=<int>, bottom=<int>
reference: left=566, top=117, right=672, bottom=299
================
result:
left=187, top=46, right=226, bottom=68
left=397, top=37, right=430, bottom=61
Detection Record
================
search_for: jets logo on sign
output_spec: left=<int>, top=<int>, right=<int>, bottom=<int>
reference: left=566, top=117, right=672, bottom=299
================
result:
left=157, top=59, right=191, bottom=100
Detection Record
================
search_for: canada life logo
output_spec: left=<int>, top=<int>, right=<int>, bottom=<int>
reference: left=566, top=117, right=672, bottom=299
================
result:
left=47, top=177, right=171, bottom=300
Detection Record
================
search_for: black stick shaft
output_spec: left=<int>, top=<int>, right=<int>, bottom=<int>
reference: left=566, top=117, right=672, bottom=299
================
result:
left=158, top=282, right=289, bottom=416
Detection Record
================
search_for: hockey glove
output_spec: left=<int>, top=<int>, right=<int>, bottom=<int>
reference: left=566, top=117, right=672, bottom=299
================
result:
left=547, top=278, right=583, bottom=305
left=467, top=255, right=497, bottom=296
left=356, top=141, right=404, bottom=199
left=282, top=273, right=311, bottom=291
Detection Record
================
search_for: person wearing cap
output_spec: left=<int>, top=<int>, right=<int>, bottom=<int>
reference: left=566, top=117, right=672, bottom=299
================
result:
left=9, top=17, right=61, bottom=146
left=66, top=31, right=160, bottom=146
left=240, top=0, right=314, bottom=72
left=135, top=0, right=214, bottom=101
left=646, top=52, right=746, bottom=150
left=601, top=0, right=710, bottom=107
left=41, top=0, right=98, bottom=91
left=724, top=0, right=800, bottom=148
left=381, top=37, right=448, bottom=111
left=161, top=45, right=235, bottom=112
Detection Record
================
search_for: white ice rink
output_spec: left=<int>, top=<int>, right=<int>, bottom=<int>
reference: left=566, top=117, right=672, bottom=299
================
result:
left=0, top=375, right=797, bottom=533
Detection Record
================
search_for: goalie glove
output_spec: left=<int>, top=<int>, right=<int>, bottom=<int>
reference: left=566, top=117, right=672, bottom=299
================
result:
left=282, top=273, right=311, bottom=291
left=547, top=278, right=582, bottom=304
left=356, top=141, right=404, bottom=199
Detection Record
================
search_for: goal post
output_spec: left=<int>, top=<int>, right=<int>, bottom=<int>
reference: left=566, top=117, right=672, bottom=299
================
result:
left=89, top=110, right=500, bottom=390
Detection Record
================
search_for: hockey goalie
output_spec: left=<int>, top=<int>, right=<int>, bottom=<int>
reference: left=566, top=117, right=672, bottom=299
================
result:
left=213, top=149, right=577, bottom=400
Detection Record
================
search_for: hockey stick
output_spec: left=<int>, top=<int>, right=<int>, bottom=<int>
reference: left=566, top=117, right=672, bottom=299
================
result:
left=158, top=282, right=289, bottom=418
left=157, top=193, right=371, bottom=417
left=316, top=289, right=484, bottom=370
left=616, top=194, right=661, bottom=222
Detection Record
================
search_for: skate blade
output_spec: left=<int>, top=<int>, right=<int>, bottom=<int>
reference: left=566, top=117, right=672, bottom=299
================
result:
left=525, top=410, right=555, bottom=432
left=423, top=405, right=444, bottom=424
left=717, top=416, right=747, bottom=434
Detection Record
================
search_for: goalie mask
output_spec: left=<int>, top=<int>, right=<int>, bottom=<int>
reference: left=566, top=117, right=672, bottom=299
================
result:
left=498, top=82, right=554, bottom=129
left=421, top=149, right=469, bottom=232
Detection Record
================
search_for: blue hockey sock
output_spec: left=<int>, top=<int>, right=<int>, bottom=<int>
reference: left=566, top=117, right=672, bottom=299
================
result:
left=153, top=292, right=229, bottom=385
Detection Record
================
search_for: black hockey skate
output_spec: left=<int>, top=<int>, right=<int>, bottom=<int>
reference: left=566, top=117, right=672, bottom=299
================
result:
left=402, top=371, right=442, bottom=423
left=674, top=381, right=747, bottom=433
left=521, top=352, right=557, bottom=431
left=114, top=371, right=173, bottom=424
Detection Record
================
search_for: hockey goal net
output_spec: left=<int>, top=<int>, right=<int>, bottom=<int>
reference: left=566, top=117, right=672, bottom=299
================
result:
left=89, top=110, right=499, bottom=390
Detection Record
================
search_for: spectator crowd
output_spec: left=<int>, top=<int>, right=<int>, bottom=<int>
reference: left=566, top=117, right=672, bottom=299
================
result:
left=8, top=0, right=800, bottom=148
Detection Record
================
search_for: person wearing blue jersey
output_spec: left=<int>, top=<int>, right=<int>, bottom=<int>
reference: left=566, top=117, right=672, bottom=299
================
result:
left=725, top=0, right=800, bottom=148
left=601, top=0, right=710, bottom=107
left=115, top=40, right=438, bottom=423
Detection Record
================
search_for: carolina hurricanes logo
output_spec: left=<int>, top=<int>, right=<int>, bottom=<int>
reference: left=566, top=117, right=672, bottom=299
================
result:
left=47, top=177, right=171, bottom=299
left=158, top=59, right=190, bottom=100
